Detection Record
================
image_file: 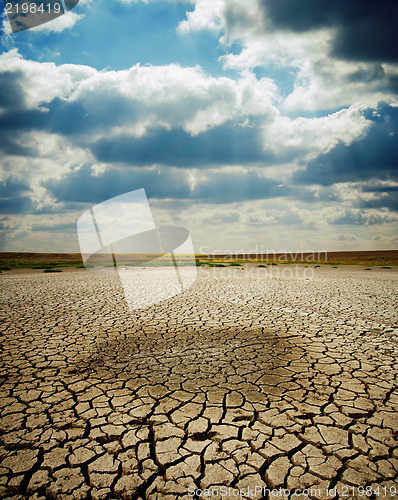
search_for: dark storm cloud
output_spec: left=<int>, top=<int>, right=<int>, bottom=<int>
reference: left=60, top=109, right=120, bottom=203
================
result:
left=0, top=196, right=36, bottom=213
left=362, top=184, right=398, bottom=193
left=90, top=123, right=280, bottom=168
left=358, top=192, right=398, bottom=212
left=0, top=98, right=105, bottom=138
left=0, top=130, right=40, bottom=156
left=0, top=71, right=48, bottom=155
left=0, top=100, right=48, bottom=156
left=0, top=70, right=27, bottom=111
left=293, top=104, right=398, bottom=186
left=0, top=178, right=35, bottom=213
left=0, top=178, right=30, bottom=198
left=44, top=165, right=192, bottom=204
left=44, top=164, right=289, bottom=205
left=344, top=183, right=398, bottom=212
left=261, top=0, right=398, bottom=62
left=45, top=97, right=144, bottom=137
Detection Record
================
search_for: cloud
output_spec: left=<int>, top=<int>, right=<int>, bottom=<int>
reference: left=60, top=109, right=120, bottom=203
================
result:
left=263, top=104, right=372, bottom=160
left=0, top=195, right=36, bottom=214
left=0, top=49, right=278, bottom=137
left=0, top=212, right=81, bottom=252
left=178, top=0, right=224, bottom=33
left=1, top=13, right=12, bottom=36
left=220, top=32, right=397, bottom=113
left=203, top=209, right=241, bottom=225
left=0, top=177, right=31, bottom=198
left=31, top=222, right=77, bottom=232
left=336, top=233, right=359, bottom=242
left=190, top=0, right=398, bottom=112
left=358, top=192, right=398, bottom=212
left=0, top=50, right=95, bottom=109
left=0, top=177, right=36, bottom=214
left=371, top=234, right=398, bottom=246
left=261, top=0, right=398, bottom=63
left=0, top=129, right=95, bottom=213
left=29, top=11, right=84, bottom=33
left=112, top=0, right=225, bottom=33
left=293, top=103, right=398, bottom=186
left=329, top=209, right=398, bottom=226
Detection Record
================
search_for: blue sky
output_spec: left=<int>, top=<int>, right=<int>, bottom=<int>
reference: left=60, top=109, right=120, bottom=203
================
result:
left=3, top=1, right=229, bottom=73
left=0, top=0, right=397, bottom=252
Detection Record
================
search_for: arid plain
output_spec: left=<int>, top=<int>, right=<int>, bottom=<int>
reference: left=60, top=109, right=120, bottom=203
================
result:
left=0, top=264, right=397, bottom=499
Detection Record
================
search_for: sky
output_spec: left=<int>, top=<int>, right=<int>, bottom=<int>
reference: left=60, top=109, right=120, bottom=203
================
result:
left=0, top=0, right=397, bottom=254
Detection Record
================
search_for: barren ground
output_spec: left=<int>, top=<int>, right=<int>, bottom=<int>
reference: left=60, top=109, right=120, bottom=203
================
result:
left=0, top=265, right=397, bottom=499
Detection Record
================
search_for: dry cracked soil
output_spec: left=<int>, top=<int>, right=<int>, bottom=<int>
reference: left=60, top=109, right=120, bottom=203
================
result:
left=0, top=265, right=397, bottom=499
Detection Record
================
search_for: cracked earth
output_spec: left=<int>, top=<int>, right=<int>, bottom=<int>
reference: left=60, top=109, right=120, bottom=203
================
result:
left=0, top=265, right=397, bottom=499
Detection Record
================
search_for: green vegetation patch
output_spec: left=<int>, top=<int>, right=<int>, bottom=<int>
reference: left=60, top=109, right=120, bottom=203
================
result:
left=196, top=261, right=227, bottom=267
left=0, top=253, right=83, bottom=269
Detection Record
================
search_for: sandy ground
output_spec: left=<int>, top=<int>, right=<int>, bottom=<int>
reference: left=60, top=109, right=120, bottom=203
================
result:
left=0, top=265, right=397, bottom=499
